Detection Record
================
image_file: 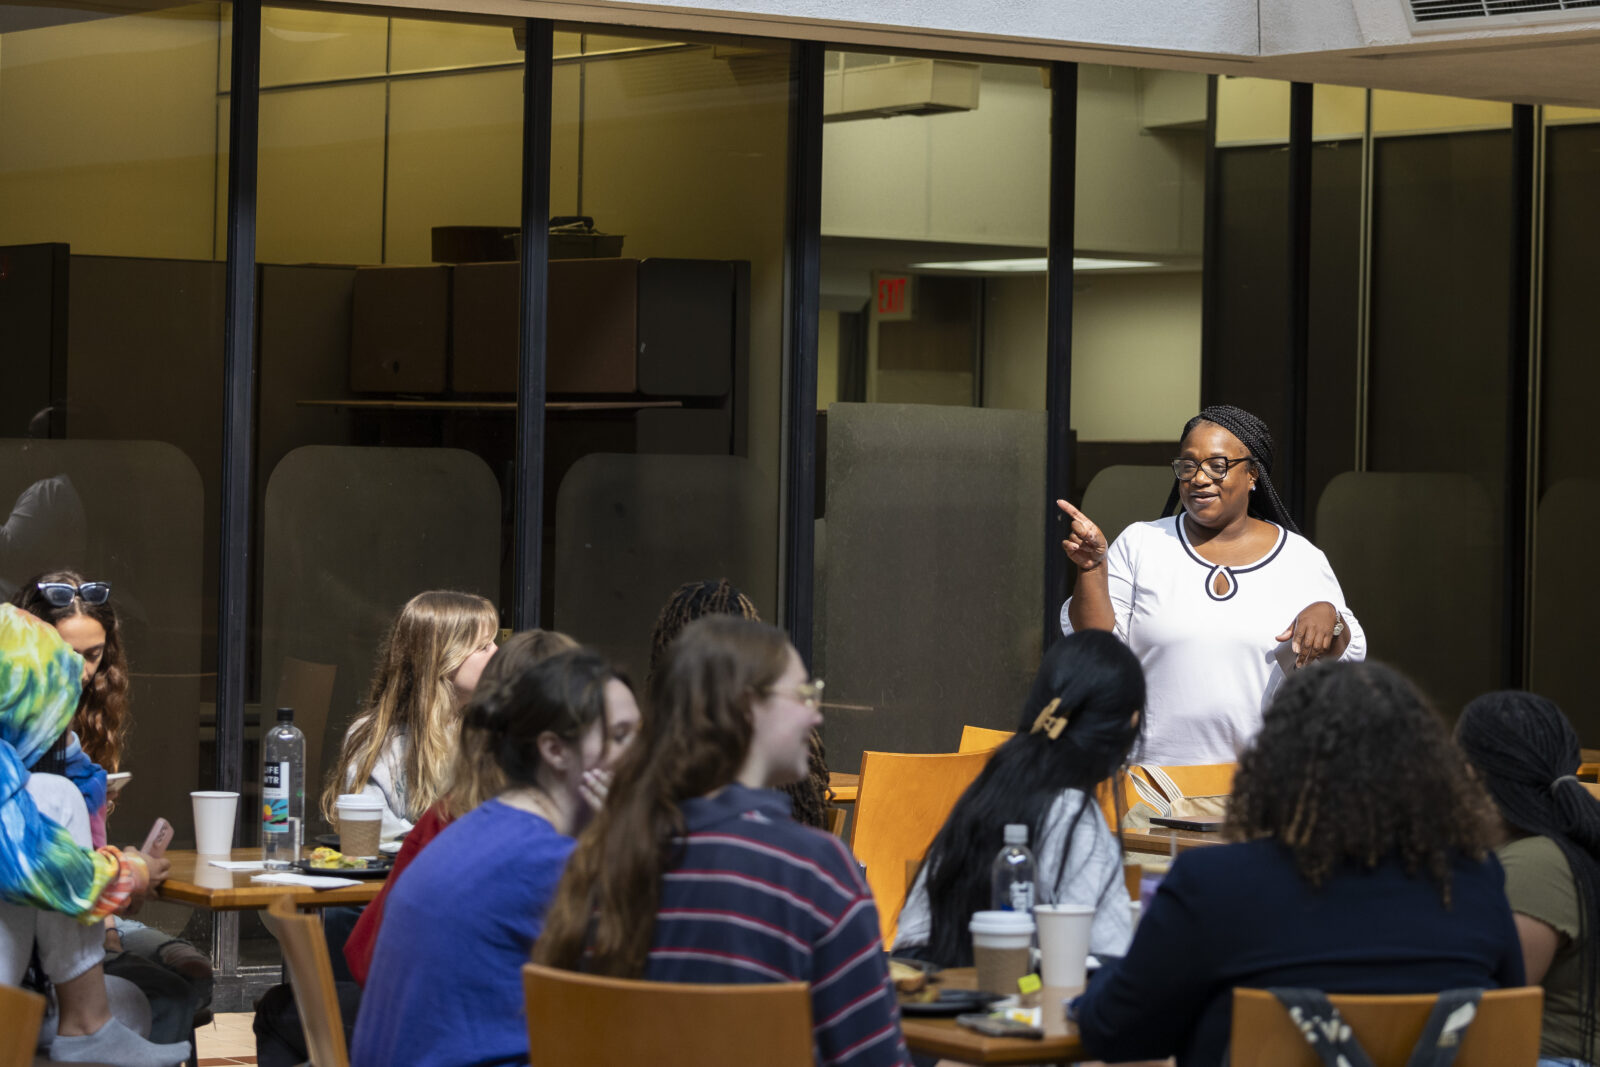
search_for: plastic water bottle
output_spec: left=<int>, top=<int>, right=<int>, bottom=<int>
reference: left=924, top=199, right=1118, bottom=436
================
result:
left=991, top=823, right=1038, bottom=913
left=262, top=707, right=305, bottom=868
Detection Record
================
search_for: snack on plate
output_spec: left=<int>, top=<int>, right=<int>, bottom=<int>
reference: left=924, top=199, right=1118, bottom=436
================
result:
left=308, top=846, right=362, bottom=870
left=889, top=959, right=927, bottom=994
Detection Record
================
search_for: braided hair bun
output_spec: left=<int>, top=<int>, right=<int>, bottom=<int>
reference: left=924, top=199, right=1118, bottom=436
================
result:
left=1161, top=404, right=1299, bottom=535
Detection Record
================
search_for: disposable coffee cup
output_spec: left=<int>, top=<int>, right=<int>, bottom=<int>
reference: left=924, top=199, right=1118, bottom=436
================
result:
left=1034, top=903, right=1095, bottom=988
left=335, top=794, right=383, bottom=859
left=969, top=910, right=1036, bottom=995
left=190, top=790, right=239, bottom=855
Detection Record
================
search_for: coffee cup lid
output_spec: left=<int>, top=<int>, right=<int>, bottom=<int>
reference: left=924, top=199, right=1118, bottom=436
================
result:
left=969, top=910, right=1036, bottom=935
left=335, top=794, right=383, bottom=811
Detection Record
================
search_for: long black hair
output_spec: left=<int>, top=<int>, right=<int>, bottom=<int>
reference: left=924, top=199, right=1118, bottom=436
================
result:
left=1456, top=691, right=1600, bottom=1057
left=917, top=630, right=1144, bottom=966
left=1161, top=404, right=1299, bottom=535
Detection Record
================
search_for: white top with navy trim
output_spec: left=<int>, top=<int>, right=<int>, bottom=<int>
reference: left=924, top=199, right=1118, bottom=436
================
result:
left=1060, top=516, right=1366, bottom=766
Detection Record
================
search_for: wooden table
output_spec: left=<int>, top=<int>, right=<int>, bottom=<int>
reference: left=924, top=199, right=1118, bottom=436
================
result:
left=899, top=967, right=1086, bottom=1064
left=1121, top=826, right=1227, bottom=857
left=830, top=771, right=859, bottom=804
left=156, top=849, right=387, bottom=911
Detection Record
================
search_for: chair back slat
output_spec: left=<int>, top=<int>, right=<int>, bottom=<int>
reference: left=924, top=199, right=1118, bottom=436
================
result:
left=957, top=725, right=1013, bottom=753
left=262, top=894, right=350, bottom=1067
left=1230, top=986, right=1543, bottom=1067
left=523, top=963, right=813, bottom=1067
left=850, top=748, right=996, bottom=944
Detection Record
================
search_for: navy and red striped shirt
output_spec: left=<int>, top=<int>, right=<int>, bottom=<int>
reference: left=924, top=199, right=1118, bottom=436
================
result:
left=643, top=784, right=910, bottom=1067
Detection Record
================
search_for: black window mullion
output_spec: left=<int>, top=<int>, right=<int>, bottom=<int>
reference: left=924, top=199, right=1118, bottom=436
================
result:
left=1286, top=82, right=1312, bottom=529
left=1044, top=60, right=1078, bottom=647
left=781, top=40, right=824, bottom=665
left=514, top=19, right=554, bottom=631
left=216, top=0, right=260, bottom=806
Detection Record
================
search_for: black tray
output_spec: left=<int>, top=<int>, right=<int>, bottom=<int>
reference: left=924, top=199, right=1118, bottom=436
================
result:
left=898, top=989, right=1005, bottom=1017
left=295, top=857, right=392, bottom=879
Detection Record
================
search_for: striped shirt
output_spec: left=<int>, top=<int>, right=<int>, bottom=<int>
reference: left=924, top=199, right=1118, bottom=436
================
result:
left=643, top=784, right=910, bottom=1067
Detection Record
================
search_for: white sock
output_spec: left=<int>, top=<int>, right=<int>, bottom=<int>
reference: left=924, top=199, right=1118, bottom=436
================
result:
left=49, top=1017, right=191, bottom=1066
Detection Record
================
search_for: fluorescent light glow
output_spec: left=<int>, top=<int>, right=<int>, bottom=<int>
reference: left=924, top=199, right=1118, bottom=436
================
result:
left=906, top=256, right=1162, bottom=273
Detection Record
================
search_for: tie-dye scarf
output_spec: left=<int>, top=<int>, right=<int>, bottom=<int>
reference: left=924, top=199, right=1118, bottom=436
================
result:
left=0, top=602, right=120, bottom=919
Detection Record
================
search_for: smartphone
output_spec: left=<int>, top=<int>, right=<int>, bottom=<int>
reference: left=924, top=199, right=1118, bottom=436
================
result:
left=141, top=818, right=174, bottom=858
left=954, top=1014, right=1045, bottom=1040
left=1148, top=815, right=1225, bottom=832
left=105, top=772, right=132, bottom=796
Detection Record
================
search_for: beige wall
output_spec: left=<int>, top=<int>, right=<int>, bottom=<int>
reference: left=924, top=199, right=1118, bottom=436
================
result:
left=980, top=271, right=1201, bottom=440
left=0, top=5, right=223, bottom=259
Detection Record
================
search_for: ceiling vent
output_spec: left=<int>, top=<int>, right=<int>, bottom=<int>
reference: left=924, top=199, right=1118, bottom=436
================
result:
left=1408, top=0, right=1600, bottom=29
left=824, top=58, right=980, bottom=122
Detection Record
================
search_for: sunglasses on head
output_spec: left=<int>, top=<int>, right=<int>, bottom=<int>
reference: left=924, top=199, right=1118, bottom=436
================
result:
left=36, top=581, right=111, bottom=608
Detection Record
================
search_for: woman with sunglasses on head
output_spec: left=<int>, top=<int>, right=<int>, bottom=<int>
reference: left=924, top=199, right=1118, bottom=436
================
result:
left=1058, top=404, right=1365, bottom=766
left=13, top=573, right=214, bottom=1046
left=537, top=616, right=910, bottom=1067
left=896, top=631, right=1144, bottom=966
left=0, top=603, right=190, bottom=1066
left=1457, top=692, right=1600, bottom=1067
left=322, top=590, right=499, bottom=842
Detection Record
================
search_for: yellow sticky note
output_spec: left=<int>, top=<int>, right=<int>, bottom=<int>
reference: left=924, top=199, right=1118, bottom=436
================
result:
left=1017, top=973, right=1042, bottom=995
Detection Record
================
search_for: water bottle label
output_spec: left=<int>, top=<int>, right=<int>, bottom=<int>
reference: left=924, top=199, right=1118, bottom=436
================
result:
left=1009, top=881, right=1035, bottom=912
left=263, top=760, right=289, bottom=834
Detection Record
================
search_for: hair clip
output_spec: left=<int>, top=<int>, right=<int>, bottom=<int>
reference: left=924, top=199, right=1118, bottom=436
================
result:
left=1030, top=697, right=1069, bottom=740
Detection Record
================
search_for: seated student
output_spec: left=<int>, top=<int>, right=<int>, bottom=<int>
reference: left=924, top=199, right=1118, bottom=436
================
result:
left=0, top=603, right=187, bottom=1067
left=537, top=616, right=910, bottom=1067
left=350, top=648, right=640, bottom=1067
left=14, top=572, right=214, bottom=1042
left=322, top=590, right=499, bottom=842
left=648, top=579, right=832, bottom=830
left=896, top=630, right=1142, bottom=964
left=1457, top=691, right=1600, bottom=1067
left=341, top=628, right=580, bottom=986
left=1071, top=660, right=1525, bottom=1067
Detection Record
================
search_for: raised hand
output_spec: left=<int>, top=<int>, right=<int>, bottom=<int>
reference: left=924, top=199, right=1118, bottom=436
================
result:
left=1057, top=499, right=1108, bottom=572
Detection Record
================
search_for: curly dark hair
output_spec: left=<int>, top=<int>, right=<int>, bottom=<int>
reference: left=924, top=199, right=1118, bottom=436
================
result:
left=1225, top=660, right=1497, bottom=903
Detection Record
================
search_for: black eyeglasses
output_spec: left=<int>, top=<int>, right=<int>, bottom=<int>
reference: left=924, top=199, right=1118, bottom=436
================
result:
left=1170, top=456, right=1253, bottom=483
left=36, top=581, right=111, bottom=607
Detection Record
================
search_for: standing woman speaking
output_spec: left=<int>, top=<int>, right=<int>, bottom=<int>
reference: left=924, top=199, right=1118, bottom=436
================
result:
left=1058, top=405, right=1365, bottom=765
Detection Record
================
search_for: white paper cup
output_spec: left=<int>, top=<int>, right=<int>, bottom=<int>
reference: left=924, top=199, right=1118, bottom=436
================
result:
left=1129, top=900, right=1142, bottom=931
left=1035, top=903, right=1095, bottom=988
left=969, top=910, right=1036, bottom=995
left=190, top=790, right=240, bottom=855
left=335, top=794, right=384, bottom=859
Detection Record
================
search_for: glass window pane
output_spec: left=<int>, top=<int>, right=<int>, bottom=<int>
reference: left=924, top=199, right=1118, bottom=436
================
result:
left=815, top=53, right=1050, bottom=766
left=0, top=0, right=227, bottom=933
left=547, top=30, right=790, bottom=682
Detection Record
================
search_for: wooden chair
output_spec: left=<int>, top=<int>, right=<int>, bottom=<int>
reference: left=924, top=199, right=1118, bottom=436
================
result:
left=261, top=894, right=349, bottom=1067
left=957, top=724, right=1014, bottom=753
left=825, top=805, right=849, bottom=838
left=2, top=984, right=46, bottom=1067
left=522, top=963, right=812, bottom=1067
left=1230, top=986, right=1543, bottom=1067
left=850, top=748, right=996, bottom=944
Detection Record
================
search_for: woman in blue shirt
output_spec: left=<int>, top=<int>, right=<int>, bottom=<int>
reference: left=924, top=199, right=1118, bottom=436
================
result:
left=350, top=648, right=640, bottom=1067
left=1072, top=660, right=1524, bottom=1067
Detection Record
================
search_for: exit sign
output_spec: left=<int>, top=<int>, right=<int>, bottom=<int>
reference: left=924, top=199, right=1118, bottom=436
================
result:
left=874, top=273, right=912, bottom=320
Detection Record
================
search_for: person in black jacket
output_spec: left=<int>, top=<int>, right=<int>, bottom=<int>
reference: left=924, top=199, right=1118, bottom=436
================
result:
left=1071, top=660, right=1525, bottom=1067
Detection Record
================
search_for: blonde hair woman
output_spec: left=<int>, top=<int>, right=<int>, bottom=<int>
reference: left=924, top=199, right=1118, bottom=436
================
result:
left=322, top=590, right=498, bottom=840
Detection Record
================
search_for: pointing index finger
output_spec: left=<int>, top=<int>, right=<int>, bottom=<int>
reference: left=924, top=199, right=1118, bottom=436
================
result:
left=1056, top=498, right=1087, bottom=523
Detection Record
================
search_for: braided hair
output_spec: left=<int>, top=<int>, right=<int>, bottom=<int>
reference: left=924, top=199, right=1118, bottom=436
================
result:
left=1226, top=660, right=1496, bottom=901
left=1457, top=692, right=1600, bottom=1058
left=1161, top=404, right=1300, bottom=535
left=647, top=579, right=831, bottom=830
